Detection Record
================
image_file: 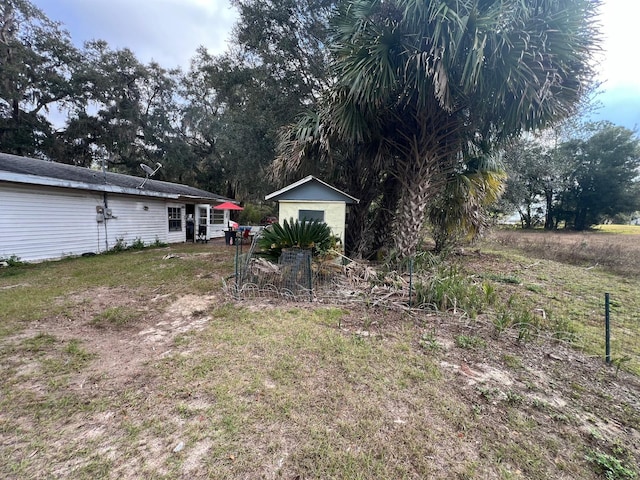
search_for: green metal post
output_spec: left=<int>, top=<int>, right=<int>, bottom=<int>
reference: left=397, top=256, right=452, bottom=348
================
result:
left=307, top=254, right=313, bottom=302
left=235, top=238, right=240, bottom=297
left=409, top=257, right=413, bottom=307
left=605, top=293, right=611, bottom=364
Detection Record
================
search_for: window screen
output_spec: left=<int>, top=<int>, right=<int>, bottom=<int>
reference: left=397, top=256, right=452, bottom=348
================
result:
left=298, top=210, right=325, bottom=222
left=210, top=209, right=224, bottom=225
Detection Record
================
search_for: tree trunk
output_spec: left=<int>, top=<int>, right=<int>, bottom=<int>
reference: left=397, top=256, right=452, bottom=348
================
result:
left=392, top=174, right=431, bottom=258
left=345, top=175, right=399, bottom=259
left=343, top=149, right=387, bottom=258
left=519, top=206, right=532, bottom=229
left=544, top=189, right=554, bottom=230
left=575, top=207, right=588, bottom=231
left=391, top=142, right=440, bottom=259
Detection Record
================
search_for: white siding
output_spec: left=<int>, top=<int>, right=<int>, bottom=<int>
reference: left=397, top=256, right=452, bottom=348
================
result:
left=104, top=197, right=171, bottom=247
left=1, top=183, right=105, bottom=262
left=0, top=183, right=196, bottom=262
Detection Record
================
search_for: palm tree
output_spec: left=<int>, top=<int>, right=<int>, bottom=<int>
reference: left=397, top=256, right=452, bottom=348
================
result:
left=428, top=150, right=506, bottom=253
left=304, top=0, right=601, bottom=259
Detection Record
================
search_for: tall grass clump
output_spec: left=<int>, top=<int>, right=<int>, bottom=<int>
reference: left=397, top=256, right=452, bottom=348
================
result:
left=414, top=265, right=493, bottom=317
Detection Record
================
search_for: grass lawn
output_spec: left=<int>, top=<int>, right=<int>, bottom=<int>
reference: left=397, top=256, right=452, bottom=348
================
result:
left=1, top=236, right=639, bottom=479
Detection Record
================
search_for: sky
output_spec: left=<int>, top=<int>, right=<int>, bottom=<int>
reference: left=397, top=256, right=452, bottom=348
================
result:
left=31, top=0, right=640, bottom=132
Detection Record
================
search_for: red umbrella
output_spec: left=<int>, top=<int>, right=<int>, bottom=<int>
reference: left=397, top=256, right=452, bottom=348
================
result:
left=213, top=201, right=243, bottom=210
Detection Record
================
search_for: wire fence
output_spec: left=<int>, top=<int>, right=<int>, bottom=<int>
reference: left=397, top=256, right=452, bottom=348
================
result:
left=230, top=233, right=413, bottom=306
left=226, top=238, right=639, bottom=375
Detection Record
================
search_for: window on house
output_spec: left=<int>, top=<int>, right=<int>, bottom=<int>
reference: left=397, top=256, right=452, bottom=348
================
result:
left=298, top=210, right=325, bottom=222
left=168, top=207, right=182, bottom=231
left=210, top=209, right=224, bottom=225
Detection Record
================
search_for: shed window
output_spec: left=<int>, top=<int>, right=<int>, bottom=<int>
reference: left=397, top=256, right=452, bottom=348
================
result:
left=298, top=210, right=325, bottom=222
left=168, top=207, right=182, bottom=231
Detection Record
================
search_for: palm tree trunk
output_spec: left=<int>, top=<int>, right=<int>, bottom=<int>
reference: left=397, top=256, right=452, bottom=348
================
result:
left=387, top=110, right=454, bottom=260
left=393, top=175, right=431, bottom=258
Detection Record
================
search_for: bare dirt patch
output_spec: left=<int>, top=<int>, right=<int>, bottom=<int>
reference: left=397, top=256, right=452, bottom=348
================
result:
left=1, top=282, right=223, bottom=398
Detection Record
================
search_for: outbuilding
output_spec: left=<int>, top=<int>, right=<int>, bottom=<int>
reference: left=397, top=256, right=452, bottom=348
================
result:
left=0, top=153, right=237, bottom=262
left=265, top=176, right=359, bottom=248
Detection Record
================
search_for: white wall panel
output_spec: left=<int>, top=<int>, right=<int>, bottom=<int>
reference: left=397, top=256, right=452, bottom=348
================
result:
left=104, top=196, right=170, bottom=247
left=0, top=183, right=190, bottom=262
left=1, top=183, right=104, bottom=261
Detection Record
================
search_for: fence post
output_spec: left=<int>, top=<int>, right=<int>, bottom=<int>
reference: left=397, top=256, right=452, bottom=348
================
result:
left=408, top=257, right=413, bottom=307
left=235, top=239, right=240, bottom=297
left=605, top=292, right=611, bottom=364
left=307, top=253, right=313, bottom=302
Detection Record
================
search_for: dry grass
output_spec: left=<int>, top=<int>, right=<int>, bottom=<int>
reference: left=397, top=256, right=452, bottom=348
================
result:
left=0, top=238, right=639, bottom=479
left=470, top=228, right=640, bottom=376
left=489, top=227, right=640, bottom=279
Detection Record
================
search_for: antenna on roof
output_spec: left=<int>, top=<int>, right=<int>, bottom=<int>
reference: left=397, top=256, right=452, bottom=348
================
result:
left=137, top=162, right=162, bottom=189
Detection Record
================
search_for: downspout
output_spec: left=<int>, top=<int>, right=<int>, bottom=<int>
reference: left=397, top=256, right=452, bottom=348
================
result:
left=103, top=192, right=109, bottom=252
left=102, top=157, right=109, bottom=251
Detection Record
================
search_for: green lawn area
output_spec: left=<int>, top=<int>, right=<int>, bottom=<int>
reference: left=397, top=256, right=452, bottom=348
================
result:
left=1, top=238, right=638, bottom=479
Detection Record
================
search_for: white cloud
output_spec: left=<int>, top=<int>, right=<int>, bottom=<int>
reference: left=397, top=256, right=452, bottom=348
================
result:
left=597, top=0, right=640, bottom=90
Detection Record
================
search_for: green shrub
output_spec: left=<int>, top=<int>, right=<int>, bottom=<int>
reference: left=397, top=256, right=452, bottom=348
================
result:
left=418, top=332, right=442, bottom=353
left=454, top=334, right=486, bottom=350
left=0, top=255, right=24, bottom=267
left=130, top=237, right=145, bottom=250
left=586, top=450, right=637, bottom=480
left=238, top=203, right=276, bottom=225
left=110, top=237, right=127, bottom=252
left=258, top=218, right=335, bottom=260
left=152, top=236, right=168, bottom=248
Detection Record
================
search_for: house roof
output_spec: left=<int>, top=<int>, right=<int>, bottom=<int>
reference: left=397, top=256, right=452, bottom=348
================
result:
left=0, top=152, right=234, bottom=203
left=265, top=175, right=359, bottom=204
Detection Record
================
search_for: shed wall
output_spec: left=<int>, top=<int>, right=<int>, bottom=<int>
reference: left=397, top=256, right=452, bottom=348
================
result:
left=278, top=201, right=347, bottom=243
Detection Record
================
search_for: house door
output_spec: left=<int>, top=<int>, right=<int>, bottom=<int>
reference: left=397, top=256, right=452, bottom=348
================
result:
left=196, top=204, right=210, bottom=240
left=185, top=204, right=196, bottom=241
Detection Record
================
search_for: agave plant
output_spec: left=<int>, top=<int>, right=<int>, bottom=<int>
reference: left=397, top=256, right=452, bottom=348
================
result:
left=258, top=218, right=335, bottom=260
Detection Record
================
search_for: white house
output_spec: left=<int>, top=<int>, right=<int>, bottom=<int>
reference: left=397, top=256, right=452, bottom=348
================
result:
left=265, top=176, right=359, bottom=248
left=0, top=153, right=238, bottom=262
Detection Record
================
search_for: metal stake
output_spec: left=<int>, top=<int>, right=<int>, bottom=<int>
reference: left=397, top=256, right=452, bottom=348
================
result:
left=605, top=292, right=611, bottom=364
left=408, top=257, right=413, bottom=307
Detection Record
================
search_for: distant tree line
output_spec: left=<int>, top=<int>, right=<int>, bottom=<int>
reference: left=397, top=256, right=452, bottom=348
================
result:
left=499, top=122, right=640, bottom=231
left=2, top=0, right=615, bottom=258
